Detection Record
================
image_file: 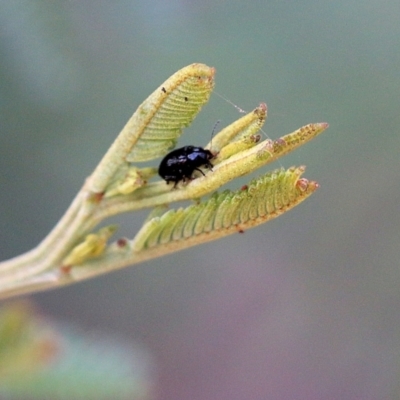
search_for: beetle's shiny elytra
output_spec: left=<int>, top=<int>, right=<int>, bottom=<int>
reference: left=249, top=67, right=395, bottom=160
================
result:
left=158, top=145, right=214, bottom=187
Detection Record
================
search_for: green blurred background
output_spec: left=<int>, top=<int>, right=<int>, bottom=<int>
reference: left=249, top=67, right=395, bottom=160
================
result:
left=1, top=1, right=400, bottom=399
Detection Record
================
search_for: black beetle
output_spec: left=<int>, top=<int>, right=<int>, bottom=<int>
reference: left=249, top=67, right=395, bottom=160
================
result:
left=158, top=145, right=214, bottom=187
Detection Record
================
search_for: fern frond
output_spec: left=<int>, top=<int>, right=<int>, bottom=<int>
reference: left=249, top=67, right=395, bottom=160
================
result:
left=132, top=166, right=316, bottom=252
left=0, top=63, right=328, bottom=298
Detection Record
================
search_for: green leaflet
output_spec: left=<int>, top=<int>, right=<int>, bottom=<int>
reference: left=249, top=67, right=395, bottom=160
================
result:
left=126, top=63, right=215, bottom=162
left=132, top=166, right=318, bottom=252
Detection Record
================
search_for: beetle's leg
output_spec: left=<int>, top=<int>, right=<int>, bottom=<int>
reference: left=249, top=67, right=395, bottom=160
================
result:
left=194, top=167, right=206, bottom=176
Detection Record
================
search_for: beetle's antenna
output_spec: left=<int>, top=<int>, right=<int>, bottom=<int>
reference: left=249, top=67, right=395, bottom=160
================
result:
left=210, top=120, right=220, bottom=151
left=211, top=120, right=220, bottom=139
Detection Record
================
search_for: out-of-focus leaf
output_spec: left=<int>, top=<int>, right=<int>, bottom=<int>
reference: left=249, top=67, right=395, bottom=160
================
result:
left=0, top=303, right=153, bottom=400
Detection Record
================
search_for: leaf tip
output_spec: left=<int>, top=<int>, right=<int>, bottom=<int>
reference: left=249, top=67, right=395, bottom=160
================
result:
left=296, top=177, right=319, bottom=192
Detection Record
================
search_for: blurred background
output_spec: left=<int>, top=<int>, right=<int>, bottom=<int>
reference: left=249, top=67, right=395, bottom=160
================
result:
left=1, top=1, right=400, bottom=399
